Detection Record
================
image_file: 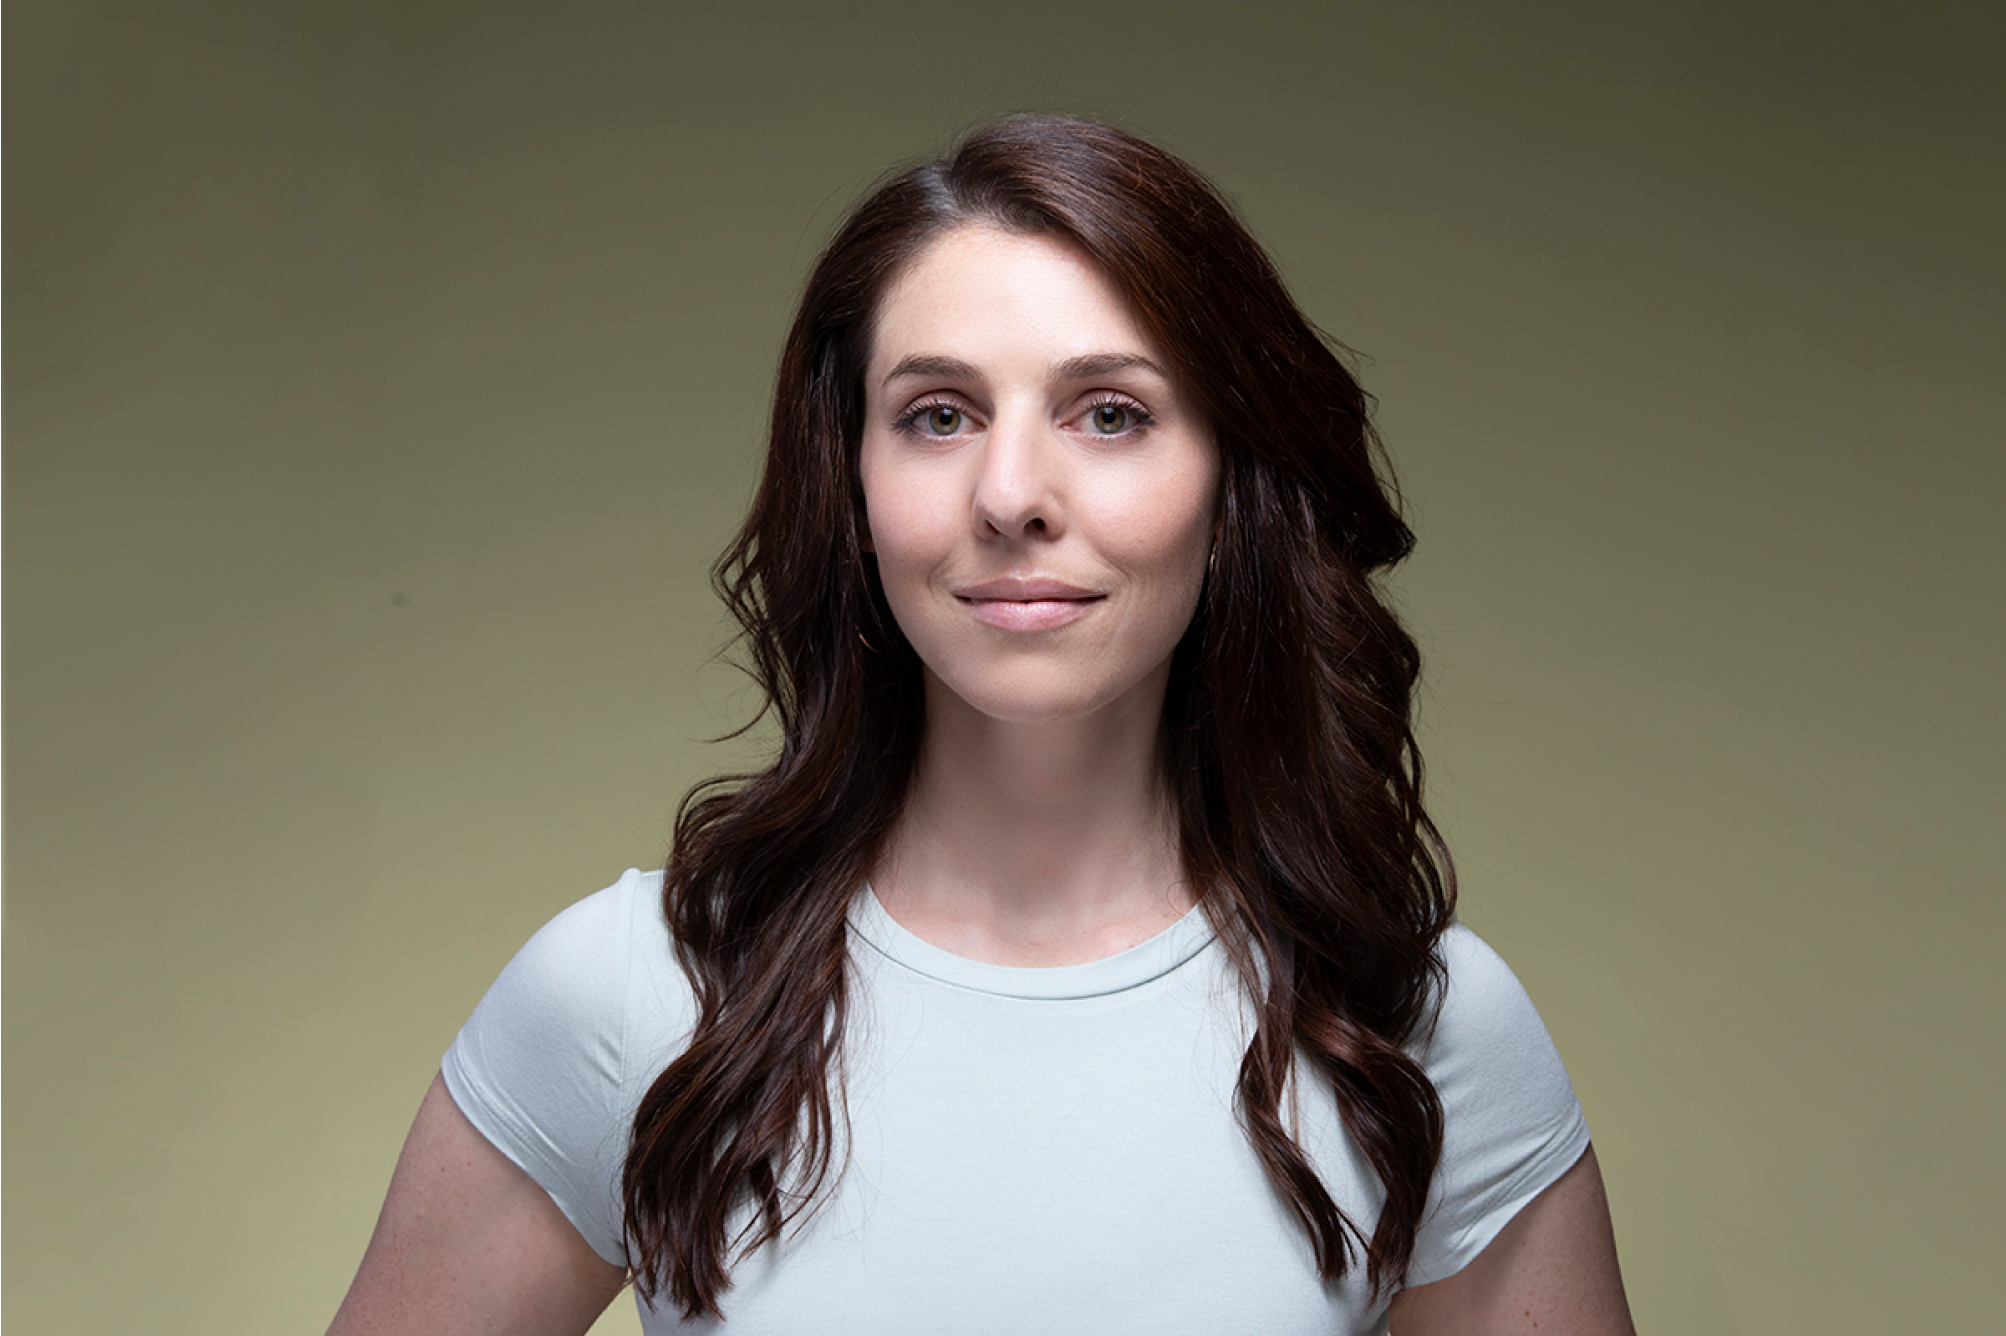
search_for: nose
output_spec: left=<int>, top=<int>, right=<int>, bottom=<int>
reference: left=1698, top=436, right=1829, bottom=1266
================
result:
left=970, top=412, right=1063, bottom=540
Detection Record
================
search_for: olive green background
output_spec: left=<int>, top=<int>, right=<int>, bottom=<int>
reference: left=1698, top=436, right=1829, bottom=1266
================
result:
left=6, top=2, right=2001, bottom=1331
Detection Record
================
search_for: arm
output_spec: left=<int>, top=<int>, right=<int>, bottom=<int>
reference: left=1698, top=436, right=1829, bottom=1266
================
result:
left=328, top=1073, right=629, bottom=1336
left=1387, top=1144, right=1635, bottom=1336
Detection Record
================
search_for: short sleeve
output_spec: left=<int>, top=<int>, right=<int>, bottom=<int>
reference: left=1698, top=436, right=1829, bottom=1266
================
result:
left=1403, top=925, right=1593, bottom=1285
left=440, top=868, right=687, bottom=1267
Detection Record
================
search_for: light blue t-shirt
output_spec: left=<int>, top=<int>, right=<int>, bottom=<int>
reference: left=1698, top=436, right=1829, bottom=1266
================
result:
left=443, top=869, right=1589, bottom=1334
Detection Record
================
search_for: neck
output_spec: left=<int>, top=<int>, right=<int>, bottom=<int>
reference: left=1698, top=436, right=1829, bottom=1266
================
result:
left=871, top=667, right=1194, bottom=966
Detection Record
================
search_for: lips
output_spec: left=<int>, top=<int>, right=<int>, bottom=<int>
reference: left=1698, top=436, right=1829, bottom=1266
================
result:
left=953, top=576, right=1104, bottom=631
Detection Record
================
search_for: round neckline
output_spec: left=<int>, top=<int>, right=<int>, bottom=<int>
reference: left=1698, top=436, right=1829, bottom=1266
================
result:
left=848, top=885, right=1218, bottom=1000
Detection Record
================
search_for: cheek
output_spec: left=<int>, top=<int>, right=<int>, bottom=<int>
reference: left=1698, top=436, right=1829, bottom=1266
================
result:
left=863, top=482, right=941, bottom=571
left=1100, top=472, right=1217, bottom=579
left=858, top=442, right=905, bottom=557
left=859, top=459, right=952, bottom=607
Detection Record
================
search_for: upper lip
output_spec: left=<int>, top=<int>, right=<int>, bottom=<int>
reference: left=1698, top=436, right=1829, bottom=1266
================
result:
left=954, top=577, right=1102, bottom=602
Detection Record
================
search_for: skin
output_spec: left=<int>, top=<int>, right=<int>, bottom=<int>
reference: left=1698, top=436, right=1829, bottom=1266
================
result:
left=1388, top=1145, right=1637, bottom=1334
left=329, top=223, right=1634, bottom=1335
left=858, top=224, right=1219, bottom=965
left=327, top=1074, right=626, bottom=1336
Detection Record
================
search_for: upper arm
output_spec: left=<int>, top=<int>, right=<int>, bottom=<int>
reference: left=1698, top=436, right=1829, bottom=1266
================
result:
left=328, top=1073, right=629, bottom=1336
left=1387, top=1143, right=1635, bottom=1336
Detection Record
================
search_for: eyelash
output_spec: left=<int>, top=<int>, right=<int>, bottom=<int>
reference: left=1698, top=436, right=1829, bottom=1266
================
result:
left=890, top=393, right=1158, bottom=437
left=891, top=396, right=968, bottom=436
left=1079, top=393, right=1156, bottom=435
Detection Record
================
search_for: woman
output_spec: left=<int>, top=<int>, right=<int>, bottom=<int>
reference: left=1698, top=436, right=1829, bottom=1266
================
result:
left=331, top=117, right=1634, bottom=1334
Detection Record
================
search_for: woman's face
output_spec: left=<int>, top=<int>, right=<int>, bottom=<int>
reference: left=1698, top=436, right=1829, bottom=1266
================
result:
left=859, top=224, right=1220, bottom=728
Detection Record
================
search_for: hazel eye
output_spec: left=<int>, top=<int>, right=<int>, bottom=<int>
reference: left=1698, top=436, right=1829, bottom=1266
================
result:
left=1081, top=397, right=1153, bottom=435
left=1089, top=403, right=1132, bottom=434
left=922, top=405, right=962, bottom=435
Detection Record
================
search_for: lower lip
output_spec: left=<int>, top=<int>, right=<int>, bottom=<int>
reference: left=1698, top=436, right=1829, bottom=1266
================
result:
left=960, top=597, right=1102, bottom=631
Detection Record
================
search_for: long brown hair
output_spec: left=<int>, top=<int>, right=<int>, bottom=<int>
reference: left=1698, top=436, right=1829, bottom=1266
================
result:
left=624, top=116, right=1455, bottom=1318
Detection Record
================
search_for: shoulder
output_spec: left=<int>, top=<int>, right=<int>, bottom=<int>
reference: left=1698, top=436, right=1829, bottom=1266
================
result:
left=439, top=868, right=695, bottom=1266
left=1405, top=922, right=1593, bottom=1285
left=1421, top=924, right=1574, bottom=1091
left=456, top=867, right=688, bottom=1059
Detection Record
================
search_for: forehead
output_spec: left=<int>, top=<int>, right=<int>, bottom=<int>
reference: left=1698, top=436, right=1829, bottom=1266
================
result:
left=867, top=225, right=1162, bottom=379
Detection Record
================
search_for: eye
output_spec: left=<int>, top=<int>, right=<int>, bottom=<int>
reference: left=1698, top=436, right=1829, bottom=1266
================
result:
left=1078, top=395, right=1155, bottom=437
left=1089, top=403, right=1130, bottom=433
left=893, top=398, right=972, bottom=437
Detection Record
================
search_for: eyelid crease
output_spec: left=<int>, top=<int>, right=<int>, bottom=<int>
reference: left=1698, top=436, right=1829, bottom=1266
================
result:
left=1079, top=388, right=1152, bottom=412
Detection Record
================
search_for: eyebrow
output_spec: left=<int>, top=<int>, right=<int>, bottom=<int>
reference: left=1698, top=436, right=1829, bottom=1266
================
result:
left=880, top=354, right=980, bottom=389
left=1052, top=352, right=1169, bottom=382
left=878, top=351, right=1171, bottom=390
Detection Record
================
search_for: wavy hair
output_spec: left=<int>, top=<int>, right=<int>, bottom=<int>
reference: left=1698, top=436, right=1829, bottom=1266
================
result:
left=623, top=116, right=1455, bottom=1318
